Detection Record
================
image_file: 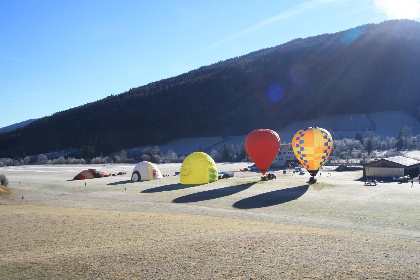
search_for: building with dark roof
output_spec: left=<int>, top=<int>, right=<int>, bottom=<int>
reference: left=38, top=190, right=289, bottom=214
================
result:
left=363, top=156, right=420, bottom=178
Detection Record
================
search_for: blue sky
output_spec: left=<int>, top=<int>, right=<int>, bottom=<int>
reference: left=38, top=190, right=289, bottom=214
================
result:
left=1, top=0, right=420, bottom=128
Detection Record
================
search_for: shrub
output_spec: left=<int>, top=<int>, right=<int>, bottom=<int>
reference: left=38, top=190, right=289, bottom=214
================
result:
left=53, top=156, right=66, bottom=164
left=0, top=174, right=8, bottom=186
left=37, top=154, right=48, bottom=164
left=90, top=156, right=110, bottom=164
left=67, top=158, right=86, bottom=164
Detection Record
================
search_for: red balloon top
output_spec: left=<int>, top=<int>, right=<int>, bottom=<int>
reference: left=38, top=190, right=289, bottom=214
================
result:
left=245, top=129, right=280, bottom=175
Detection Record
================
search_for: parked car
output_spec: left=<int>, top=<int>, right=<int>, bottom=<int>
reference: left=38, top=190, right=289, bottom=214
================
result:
left=364, top=179, right=377, bottom=186
left=393, top=175, right=410, bottom=182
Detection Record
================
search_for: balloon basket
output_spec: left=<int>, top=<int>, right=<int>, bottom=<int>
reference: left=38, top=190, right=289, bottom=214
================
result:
left=261, top=173, right=276, bottom=181
left=309, top=176, right=317, bottom=184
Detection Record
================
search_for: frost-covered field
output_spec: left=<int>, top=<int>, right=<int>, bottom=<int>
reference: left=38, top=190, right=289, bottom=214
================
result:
left=1, top=163, right=419, bottom=279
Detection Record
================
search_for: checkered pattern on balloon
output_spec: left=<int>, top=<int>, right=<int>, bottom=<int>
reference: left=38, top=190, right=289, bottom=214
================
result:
left=292, top=128, right=333, bottom=177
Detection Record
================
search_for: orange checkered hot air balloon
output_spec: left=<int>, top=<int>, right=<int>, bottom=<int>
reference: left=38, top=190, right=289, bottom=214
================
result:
left=292, top=127, right=333, bottom=181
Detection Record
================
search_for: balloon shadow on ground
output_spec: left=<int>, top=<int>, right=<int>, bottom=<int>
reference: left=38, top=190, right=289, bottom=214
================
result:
left=173, top=182, right=255, bottom=204
left=142, top=183, right=197, bottom=193
left=233, top=185, right=309, bottom=209
left=108, top=180, right=136, bottom=186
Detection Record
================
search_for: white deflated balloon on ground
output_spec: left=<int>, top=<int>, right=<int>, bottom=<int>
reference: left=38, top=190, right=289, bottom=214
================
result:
left=131, top=161, right=163, bottom=181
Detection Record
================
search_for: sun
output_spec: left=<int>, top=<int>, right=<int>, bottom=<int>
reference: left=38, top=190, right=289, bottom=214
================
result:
left=375, top=0, right=420, bottom=20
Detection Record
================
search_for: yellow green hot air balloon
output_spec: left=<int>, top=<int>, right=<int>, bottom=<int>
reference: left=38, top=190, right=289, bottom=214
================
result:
left=292, top=127, right=333, bottom=180
left=180, top=152, right=218, bottom=185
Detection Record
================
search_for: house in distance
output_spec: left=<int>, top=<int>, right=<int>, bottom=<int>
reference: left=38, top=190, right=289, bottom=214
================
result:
left=272, top=145, right=298, bottom=168
left=363, top=156, right=420, bottom=178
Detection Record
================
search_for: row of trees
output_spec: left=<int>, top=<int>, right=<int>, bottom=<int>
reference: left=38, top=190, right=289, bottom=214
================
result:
left=354, top=127, right=420, bottom=153
left=328, top=127, right=420, bottom=165
left=210, top=143, right=248, bottom=163
left=0, top=146, right=183, bottom=167
left=0, top=156, right=87, bottom=167
left=0, top=143, right=249, bottom=167
left=1, top=127, right=419, bottom=167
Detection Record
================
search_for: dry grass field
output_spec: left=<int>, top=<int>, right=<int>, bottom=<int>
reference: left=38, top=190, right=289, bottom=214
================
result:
left=1, top=163, right=419, bottom=279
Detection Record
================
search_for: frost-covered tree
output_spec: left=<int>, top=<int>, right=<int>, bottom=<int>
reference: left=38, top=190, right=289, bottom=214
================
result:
left=113, top=155, right=121, bottom=163
left=221, top=144, right=230, bottom=162
left=152, top=154, right=162, bottom=163
left=411, top=136, right=419, bottom=149
left=210, top=149, right=219, bottom=162
left=167, top=149, right=178, bottom=163
left=396, top=126, right=412, bottom=150
left=386, top=137, right=396, bottom=149
left=37, top=154, right=48, bottom=164
left=229, top=144, right=235, bottom=157
left=23, top=156, right=31, bottom=165
left=143, top=147, right=153, bottom=157
left=53, top=156, right=66, bottom=164
left=365, top=138, right=374, bottom=154
left=91, top=156, right=110, bottom=164
left=67, top=157, right=86, bottom=164
left=120, top=149, right=127, bottom=163
left=355, top=131, right=364, bottom=145
left=153, top=146, right=162, bottom=157
left=142, top=154, right=151, bottom=162
left=237, top=143, right=247, bottom=161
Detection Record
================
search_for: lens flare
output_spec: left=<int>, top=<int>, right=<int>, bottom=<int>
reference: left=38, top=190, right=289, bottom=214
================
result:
left=341, top=27, right=361, bottom=44
left=266, top=83, right=284, bottom=103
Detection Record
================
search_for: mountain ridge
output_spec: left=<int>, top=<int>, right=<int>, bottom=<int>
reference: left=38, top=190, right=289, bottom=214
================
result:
left=0, top=119, right=38, bottom=133
left=1, top=19, right=420, bottom=158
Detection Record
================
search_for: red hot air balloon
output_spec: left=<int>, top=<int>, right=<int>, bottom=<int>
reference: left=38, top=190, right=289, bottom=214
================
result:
left=245, top=129, right=281, bottom=175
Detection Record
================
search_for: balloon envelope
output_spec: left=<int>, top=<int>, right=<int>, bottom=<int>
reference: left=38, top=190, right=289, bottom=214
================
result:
left=73, top=169, right=110, bottom=180
left=245, top=129, right=281, bottom=175
left=131, top=161, right=163, bottom=181
left=292, top=127, right=333, bottom=176
left=180, top=152, right=218, bottom=185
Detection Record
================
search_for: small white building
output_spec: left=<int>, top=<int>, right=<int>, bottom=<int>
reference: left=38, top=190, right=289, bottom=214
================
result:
left=272, top=145, right=297, bottom=167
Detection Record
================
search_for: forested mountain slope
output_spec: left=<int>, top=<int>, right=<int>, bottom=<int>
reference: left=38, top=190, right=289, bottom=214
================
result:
left=1, top=19, right=420, bottom=158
